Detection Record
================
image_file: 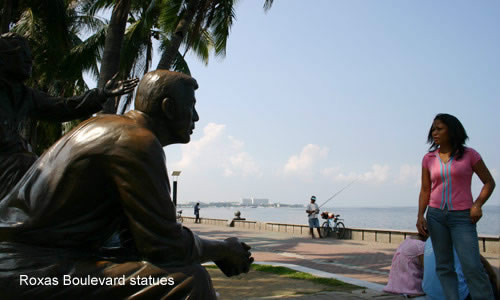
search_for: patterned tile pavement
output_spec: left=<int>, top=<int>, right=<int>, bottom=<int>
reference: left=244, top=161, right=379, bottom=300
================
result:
left=189, top=223, right=500, bottom=299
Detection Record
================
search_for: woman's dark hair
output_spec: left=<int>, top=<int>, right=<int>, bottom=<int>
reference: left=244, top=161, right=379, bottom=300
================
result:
left=427, top=113, right=469, bottom=160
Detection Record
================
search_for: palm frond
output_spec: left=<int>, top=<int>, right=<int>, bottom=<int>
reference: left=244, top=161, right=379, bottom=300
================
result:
left=78, top=0, right=115, bottom=17
left=71, top=14, right=107, bottom=33
left=263, top=0, right=274, bottom=12
left=187, top=28, right=212, bottom=64
left=63, top=26, right=107, bottom=81
left=158, top=0, right=185, bottom=34
left=210, top=0, right=237, bottom=57
left=120, top=17, right=151, bottom=76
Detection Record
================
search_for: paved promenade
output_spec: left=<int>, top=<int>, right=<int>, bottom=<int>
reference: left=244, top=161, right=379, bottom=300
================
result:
left=189, top=223, right=500, bottom=299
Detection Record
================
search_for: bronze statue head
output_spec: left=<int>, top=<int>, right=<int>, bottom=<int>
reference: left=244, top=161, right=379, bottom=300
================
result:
left=135, top=70, right=199, bottom=145
left=0, top=32, right=32, bottom=81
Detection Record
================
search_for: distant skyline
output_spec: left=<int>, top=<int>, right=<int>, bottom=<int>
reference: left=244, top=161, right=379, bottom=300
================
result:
left=89, top=1, right=500, bottom=208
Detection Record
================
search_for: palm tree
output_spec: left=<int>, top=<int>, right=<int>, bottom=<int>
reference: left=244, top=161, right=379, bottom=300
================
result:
left=96, top=0, right=131, bottom=113
left=11, top=0, right=276, bottom=117
left=82, top=0, right=195, bottom=113
left=156, top=0, right=275, bottom=70
left=116, top=1, right=161, bottom=113
left=80, top=0, right=276, bottom=113
left=156, top=0, right=200, bottom=70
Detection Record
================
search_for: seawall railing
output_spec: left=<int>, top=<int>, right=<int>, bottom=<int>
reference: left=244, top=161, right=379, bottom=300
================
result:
left=181, top=216, right=499, bottom=254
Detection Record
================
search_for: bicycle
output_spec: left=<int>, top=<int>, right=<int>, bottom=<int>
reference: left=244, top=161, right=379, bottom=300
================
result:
left=176, top=210, right=183, bottom=223
left=320, top=211, right=345, bottom=239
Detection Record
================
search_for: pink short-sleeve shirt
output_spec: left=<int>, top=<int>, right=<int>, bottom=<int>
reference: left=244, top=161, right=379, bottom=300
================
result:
left=422, top=147, right=482, bottom=211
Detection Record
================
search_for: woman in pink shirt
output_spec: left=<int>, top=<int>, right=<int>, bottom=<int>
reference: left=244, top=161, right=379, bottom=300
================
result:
left=416, top=113, right=495, bottom=300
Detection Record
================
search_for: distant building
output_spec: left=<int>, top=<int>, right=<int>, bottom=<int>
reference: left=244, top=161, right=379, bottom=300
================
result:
left=240, top=198, right=270, bottom=206
left=241, top=198, right=253, bottom=206
left=253, top=198, right=269, bottom=206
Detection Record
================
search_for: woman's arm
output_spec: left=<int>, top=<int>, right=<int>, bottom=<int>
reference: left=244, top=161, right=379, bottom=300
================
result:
left=416, top=166, right=431, bottom=236
left=470, top=159, right=496, bottom=224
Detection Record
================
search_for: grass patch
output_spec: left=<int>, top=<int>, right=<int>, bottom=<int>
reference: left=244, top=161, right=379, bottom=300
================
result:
left=252, top=265, right=360, bottom=290
left=204, top=264, right=218, bottom=269
left=204, top=264, right=360, bottom=291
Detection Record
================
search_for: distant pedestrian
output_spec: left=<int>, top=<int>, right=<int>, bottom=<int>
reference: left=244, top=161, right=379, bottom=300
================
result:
left=194, top=203, right=200, bottom=223
left=416, top=113, right=495, bottom=300
left=306, top=196, right=321, bottom=238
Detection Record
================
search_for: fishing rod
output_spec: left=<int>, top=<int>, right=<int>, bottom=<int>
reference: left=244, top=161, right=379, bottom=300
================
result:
left=318, top=177, right=359, bottom=209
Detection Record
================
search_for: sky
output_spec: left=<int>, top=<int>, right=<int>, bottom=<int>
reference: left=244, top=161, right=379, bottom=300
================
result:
left=91, top=1, right=500, bottom=207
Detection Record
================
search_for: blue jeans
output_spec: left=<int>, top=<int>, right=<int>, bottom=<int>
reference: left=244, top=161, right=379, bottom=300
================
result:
left=427, top=206, right=494, bottom=300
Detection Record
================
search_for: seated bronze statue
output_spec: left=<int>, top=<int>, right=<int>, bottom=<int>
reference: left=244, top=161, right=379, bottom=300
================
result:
left=0, top=32, right=138, bottom=199
left=0, top=70, right=253, bottom=299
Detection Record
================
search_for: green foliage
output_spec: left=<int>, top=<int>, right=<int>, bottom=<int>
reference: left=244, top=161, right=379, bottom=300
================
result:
left=204, top=263, right=360, bottom=290
left=203, top=264, right=218, bottom=269
left=251, top=265, right=360, bottom=290
left=157, top=0, right=239, bottom=68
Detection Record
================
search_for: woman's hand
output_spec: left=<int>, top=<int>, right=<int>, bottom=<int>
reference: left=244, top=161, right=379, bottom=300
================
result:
left=416, top=215, right=428, bottom=237
left=470, top=205, right=482, bottom=224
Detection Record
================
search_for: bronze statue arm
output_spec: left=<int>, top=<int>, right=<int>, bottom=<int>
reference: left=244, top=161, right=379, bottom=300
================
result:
left=29, top=76, right=138, bottom=121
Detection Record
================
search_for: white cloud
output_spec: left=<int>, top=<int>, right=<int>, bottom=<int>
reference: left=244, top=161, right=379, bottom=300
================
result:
left=224, top=152, right=261, bottom=177
left=175, top=122, right=225, bottom=169
left=395, top=164, right=420, bottom=186
left=228, top=136, right=244, bottom=150
left=171, top=123, right=260, bottom=178
left=283, top=144, right=329, bottom=175
left=334, top=164, right=390, bottom=183
left=321, top=167, right=340, bottom=176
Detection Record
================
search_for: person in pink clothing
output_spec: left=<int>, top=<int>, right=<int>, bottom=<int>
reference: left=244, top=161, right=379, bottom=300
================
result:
left=416, top=113, right=496, bottom=300
left=383, top=236, right=426, bottom=296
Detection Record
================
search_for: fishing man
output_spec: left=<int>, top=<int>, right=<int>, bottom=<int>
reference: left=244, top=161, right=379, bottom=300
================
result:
left=306, top=195, right=321, bottom=238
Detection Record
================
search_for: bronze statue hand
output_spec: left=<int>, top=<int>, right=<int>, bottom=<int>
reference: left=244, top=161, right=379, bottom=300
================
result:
left=214, top=237, right=253, bottom=277
left=103, top=73, right=139, bottom=97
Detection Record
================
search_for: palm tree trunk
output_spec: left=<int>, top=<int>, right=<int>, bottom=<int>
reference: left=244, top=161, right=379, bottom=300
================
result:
left=156, top=0, right=200, bottom=70
left=99, top=0, right=131, bottom=114
left=1, top=0, right=13, bottom=33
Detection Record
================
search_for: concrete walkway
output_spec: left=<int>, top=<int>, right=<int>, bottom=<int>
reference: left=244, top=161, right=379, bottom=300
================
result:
left=189, top=223, right=500, bottom=299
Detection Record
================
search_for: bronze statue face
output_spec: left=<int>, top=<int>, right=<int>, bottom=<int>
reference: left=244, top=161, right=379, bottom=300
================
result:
left=0, top=38, right=32, bottom=81
left=167, top=83, right=199, bottom=144
left=134, top=70, right=199, bottom=146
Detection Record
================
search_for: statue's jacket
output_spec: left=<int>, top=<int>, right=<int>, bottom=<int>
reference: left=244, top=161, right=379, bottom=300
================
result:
left=0, top=113, right=200, bottom=284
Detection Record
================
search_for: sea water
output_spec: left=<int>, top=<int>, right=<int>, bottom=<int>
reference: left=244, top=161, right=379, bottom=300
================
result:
left=183, top=205, right=500, bottom=236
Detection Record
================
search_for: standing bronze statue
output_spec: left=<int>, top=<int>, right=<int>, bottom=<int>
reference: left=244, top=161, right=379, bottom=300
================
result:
left=0, top=69, right=253, bottom=299
left=0, top=32, right=138, bottom=199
